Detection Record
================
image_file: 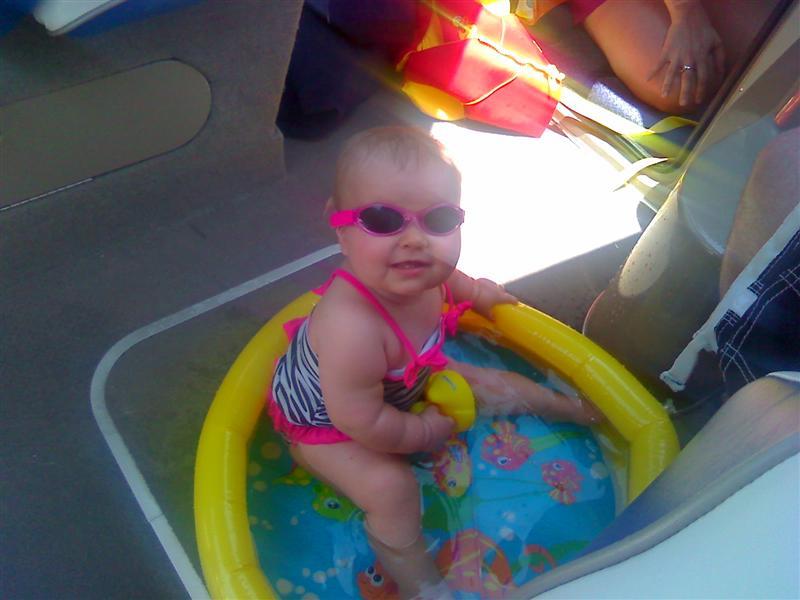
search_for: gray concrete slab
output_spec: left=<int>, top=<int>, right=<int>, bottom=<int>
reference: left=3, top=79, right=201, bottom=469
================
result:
left=100, top=255, right=340, bottom=586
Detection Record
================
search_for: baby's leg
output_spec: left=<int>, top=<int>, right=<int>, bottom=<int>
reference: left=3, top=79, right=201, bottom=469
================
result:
left=450, top=360, right=604, bottom=425
left=291, top=441, right=451, bottom=599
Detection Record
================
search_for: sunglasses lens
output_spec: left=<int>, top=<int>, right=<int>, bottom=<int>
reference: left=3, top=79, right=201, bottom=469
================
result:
left=422, top=205, right=463, bottom=234
left=359, top=205, right=406, bottom=234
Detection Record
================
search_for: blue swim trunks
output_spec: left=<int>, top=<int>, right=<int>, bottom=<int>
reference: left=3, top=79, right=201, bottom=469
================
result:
left=714, top=230, right=800, bottom=396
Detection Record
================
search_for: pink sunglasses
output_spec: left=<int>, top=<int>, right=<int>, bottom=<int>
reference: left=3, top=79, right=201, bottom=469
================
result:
left=329, top=203, right=465, bottom=236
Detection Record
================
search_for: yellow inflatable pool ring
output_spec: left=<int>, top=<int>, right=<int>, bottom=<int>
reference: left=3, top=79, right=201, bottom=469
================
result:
left=194, top=292, right=679, bottom=599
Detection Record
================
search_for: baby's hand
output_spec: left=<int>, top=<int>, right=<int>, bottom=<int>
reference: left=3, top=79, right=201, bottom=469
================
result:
left=419, top=405, right=455, bottom=451
left=471, top=278, right=517, bottom=319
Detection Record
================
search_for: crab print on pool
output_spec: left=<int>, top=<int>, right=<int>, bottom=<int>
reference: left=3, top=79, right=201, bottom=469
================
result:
left=541, top=460, right=583, bottom=505
left=481, top=421, right=533, bottom=470
left=312, top=482, right=360, bottom=522
left=432, top=437, right=472, bottom=497
left=436, top=528, right=513, bottom=598
left=357, top=562, right=399, bottom=600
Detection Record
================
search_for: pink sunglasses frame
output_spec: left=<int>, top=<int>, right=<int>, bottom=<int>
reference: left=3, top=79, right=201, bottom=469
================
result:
left=328, top=203, right=465, bottom=237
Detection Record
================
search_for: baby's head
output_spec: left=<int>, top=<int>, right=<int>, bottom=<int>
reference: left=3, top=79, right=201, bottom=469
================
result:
left=332, top=126, right=461, bottom=211
left=329, top=127, right=464, bottom=297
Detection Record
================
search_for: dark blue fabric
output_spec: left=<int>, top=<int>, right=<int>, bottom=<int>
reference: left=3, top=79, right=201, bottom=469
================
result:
left=0, top=1, right=37, bottom=36
left=278, top=0, right=415, bottom=140
left=68, top=0, right=200, bottom=36
left=714, top=230, right=800, bottom=396
left=323, top=0, right=415, bottom=62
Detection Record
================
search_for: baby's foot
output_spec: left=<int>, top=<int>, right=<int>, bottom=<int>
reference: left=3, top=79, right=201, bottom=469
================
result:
left=413, top=580, right=455, bottom=600
left=469, top=368, right=604, bottom=425
left=542, top=392, right=604, bottom=425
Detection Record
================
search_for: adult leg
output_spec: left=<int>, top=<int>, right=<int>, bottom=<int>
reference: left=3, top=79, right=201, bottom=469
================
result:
left=719, top=127, right=800, bottom=296
left=583, top=1, right=693, bottom=113
left=582, top=0, right=780, bottom=114
left=291, top=441, right=449, bottom=599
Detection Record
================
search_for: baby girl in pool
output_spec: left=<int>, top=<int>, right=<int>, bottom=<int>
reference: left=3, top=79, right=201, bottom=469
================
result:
left=268, top=126, right=601, bottom=599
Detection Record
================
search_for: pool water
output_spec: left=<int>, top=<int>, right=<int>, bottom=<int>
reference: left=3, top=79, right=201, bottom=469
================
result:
left=246, top=334, right=616, bottom=599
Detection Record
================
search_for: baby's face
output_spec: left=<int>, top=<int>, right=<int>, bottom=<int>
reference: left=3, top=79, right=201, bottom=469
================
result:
left=336, top=156, right=462, bottom=301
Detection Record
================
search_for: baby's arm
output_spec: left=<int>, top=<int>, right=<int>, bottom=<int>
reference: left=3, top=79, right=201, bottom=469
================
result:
left=448, top=358, right=604, bottom=425
left=447, top=270, right=517, bottom=319
left=315, top=310, right=453, bottom=453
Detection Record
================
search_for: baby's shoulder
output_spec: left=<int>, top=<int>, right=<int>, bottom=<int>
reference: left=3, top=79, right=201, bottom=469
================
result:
left=311, top=282, right=385, bottom=345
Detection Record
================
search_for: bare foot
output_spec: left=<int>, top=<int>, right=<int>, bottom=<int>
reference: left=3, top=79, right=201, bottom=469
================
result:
left=540, top=391, right=605, bottom=426
left=472, top=369, right=604, bottom=425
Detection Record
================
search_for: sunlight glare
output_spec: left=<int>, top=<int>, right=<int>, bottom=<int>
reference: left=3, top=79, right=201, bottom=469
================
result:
left=430, top=122, right=645, bottom=284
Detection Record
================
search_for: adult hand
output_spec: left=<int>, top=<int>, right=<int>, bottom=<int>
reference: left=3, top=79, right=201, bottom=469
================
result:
left=647, top=0, right=725, bottom=107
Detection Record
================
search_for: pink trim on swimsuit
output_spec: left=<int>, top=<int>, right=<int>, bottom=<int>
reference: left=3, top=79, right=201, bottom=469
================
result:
left=568, top=0, right=605, bottom=24
left=267, top=387, right=353, bottom=444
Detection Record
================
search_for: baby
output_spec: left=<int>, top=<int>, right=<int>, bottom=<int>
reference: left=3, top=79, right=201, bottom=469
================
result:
left=268, top=126, right=601, bottom=599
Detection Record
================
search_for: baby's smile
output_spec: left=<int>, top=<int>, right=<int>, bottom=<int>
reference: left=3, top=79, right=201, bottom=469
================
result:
left=391, top=259, right=431, bottom=269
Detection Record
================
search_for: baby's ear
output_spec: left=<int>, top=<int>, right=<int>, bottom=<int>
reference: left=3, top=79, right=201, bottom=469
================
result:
left=325, top=197, right=349, bottom=253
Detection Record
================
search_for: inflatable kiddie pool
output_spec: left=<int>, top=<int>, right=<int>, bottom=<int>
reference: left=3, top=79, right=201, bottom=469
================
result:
left=195, top=291, right=679, bottom=599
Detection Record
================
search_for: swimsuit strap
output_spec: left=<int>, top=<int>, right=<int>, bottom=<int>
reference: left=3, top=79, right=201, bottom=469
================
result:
left=327, top=269, right=472, bottom=388
left=404, top=285, right=471, bottom=388
left=331, top=269, right=419, bottom=360
left=442, top=284, right=472, bottom=336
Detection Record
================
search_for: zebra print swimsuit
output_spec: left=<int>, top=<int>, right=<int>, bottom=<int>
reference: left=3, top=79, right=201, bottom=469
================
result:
left=268, top=269, right=468, bottom=444
left=272, top=318, right=438, bottom=428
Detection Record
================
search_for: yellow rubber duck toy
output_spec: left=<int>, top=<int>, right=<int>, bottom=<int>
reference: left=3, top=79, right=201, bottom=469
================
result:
left=411, top=370, right=476, bottom=432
